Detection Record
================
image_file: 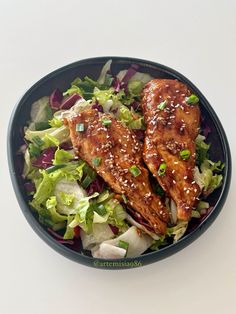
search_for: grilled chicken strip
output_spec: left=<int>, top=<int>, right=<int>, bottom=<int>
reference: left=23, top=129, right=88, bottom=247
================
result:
left=66, top=108, right=169, bottom=234
left=142, top=79, right=201, bottom=221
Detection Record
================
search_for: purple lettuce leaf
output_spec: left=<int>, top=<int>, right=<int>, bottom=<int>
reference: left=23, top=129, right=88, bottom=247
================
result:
left=60, top=93, right=82, bottom=110
left=86, top=176, right=105, bottom=196
left=112, top=76, right=121, bottom=93
left=24, top=181, right=36, bottom=194
left=49, top=89, right=63, bottom=110
left=92, top=102, right=104, bottom=112
left=32, top=147, right=56, bottom=169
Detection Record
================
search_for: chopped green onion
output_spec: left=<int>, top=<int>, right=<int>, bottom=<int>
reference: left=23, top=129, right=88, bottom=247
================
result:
left=180, top=149, right=191, bottom=160
left=76, top=123, right=84, bottom=132
left=81, top=175, right=94, bottom=189
left=28, top=143, right=41, bottom=157
left=31, top=135, right=44, bottom=147
left=121, top=194, right=128, bottom=204
left=185, top=94, right=199, bottom=105
left=35, top=121, right=50, bottom=131
left=92, top=157, right=102, bottom=167
left=101, top=118, right=112, bottom=126
left=94, top=204, right=107, bottom=216
left=46, top=164, right=66, bottom=174
left=118, top=240, right=129, bottom=255
left=157, top=163, right=166, bottom=176
left=157, top=100, right=167, bottom=110
left=129, top=165, right=141, bottom=177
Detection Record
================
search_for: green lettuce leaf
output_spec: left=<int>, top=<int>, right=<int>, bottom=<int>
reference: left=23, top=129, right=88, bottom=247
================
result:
left=63, top=85, right=82, bottom=96
left=194, top=159, right=224, bottom=196
left=191, top=210, right=201, bottom=218
left=93, top=87, right=114, bottom=106
left=194, top=134, right=224, bottom=196
left=32, top=161, right=85, bottom=208
left=128, top=117, right=144, bottom=129
left=47, top=162, right=84, bottom=183
left=97, top=60, right=112, bottom=85
left=42, top=134, right=59, bottom=149
left=28, top=96, right=52, bottom=131
left=97, top=190, right=113, bottom=203
left=196, top=134, right=210, bottom=165
left=59, top=192, right=75, bottom=206
left=207, top=160, right=225, bottom=172
left=128, top=80, right=144, bottom=97
left=150, top=235, right=168, bottom=251
left=45, top=196, right=68, bottom=223
left=54, top=179, right=87, bottom=215
left=103, top=198, right=127, bottom=229
left=167, top=221, right=188, bottom=242
left=53, top=148, right=74, bottom=165
left=22, top=148, right=32, bottom=178
left=118, top=105, right=145, bottom=129
left=197, top=201, right=210, bottom=210
left=25, top=125, right=70, bottom=145
left=117, top=70, right=153, bottom=84
left=64, top=76, right=101, bottom=100
left=69, top=193, right=99, bottom=232
left=48, top=117, right=63, bottom=128
left=33, top=170, right=55, bottom=205
left=27, top=168, right=41, bottom=188
left=63, top=216, right=75, bottom=240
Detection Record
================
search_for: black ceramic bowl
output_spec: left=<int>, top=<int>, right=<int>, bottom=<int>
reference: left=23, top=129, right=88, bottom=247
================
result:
left=8, top=57, right=231, bottom=269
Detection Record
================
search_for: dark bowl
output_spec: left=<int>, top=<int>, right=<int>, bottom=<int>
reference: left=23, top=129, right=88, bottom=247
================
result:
left=7, top=57, right=231, bottom=269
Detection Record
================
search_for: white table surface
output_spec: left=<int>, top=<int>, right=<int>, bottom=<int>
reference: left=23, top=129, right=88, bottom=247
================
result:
left=1, top=1, right=236, bottom=313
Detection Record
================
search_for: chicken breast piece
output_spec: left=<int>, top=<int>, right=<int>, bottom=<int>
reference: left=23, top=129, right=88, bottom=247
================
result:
left=66, top=108, right=169, bottom=234
left=142, top=79, right=201, bottom=221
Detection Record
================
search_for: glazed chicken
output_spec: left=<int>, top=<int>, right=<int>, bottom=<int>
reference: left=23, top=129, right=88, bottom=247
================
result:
left=66, top=108, right=169, bottom=234
left=142, top=79, right=201, bottom=221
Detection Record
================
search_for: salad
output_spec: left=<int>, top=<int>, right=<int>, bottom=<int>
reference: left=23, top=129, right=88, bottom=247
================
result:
left=20, top=60, right=224, bottom=259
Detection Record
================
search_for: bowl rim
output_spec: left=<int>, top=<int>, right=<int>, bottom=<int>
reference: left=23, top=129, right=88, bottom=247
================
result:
left=7, top=56, right=232, bottom=269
